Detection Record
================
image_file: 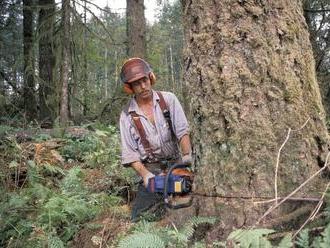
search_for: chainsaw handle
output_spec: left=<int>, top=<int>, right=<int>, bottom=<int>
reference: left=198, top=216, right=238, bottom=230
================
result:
left=164, top=163, right=192, bottom=208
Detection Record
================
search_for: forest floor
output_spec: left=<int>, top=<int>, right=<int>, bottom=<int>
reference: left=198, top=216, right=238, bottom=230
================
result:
left=1, top=124, right=330, bottom=247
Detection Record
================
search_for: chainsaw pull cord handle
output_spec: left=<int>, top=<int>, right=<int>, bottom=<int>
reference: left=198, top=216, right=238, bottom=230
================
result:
left=163, top=162, right=193, bottom=209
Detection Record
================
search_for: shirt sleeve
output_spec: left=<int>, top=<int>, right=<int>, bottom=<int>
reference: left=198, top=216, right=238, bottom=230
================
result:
left=166, top=92, right=189, bottom=140
left=119, top=111, right=141, bottom=166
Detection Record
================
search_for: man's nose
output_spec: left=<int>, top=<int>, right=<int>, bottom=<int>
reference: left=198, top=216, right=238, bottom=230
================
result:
left=140, top=81, right=146, bottom=88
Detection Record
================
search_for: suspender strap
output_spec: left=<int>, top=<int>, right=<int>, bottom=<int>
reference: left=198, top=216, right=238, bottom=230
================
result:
left=130, top=111, right=154, bottom=157
left=129, top=91, right=175, bottom=160
left=156, top=91, right=175, bottom=138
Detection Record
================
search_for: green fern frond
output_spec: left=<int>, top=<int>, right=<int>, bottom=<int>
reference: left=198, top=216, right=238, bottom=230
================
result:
left=228, top=228, right=274, bottom=248
left=320, top=224, right=330, bottom=248
left=60, top=167, right=85, bottom=195
left=277, top=234, right=293, bottom=248
left=118, top=233, right=165, bottom=248
left=312, top=236, right=323, bottom=248
left=43, top=163, right=65, bottom=176
left=48, top=234, right=65, bottom=248
left=296, top=229, right=309, bottom=248
left=180, top=216, right=217, bottom=241
left=132, top=220, right=155, bottom=233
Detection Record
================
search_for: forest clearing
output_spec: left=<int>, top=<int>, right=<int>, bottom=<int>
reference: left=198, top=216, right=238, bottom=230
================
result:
left=1, top=0, right=330, bottom=247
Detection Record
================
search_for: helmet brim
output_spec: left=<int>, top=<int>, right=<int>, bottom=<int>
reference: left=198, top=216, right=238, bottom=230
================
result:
left=126, top=72, right=148, bottom=83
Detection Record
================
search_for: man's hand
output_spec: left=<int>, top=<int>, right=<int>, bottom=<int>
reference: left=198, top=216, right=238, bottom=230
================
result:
left=143, top=171, right=155, bottom=187
left=181, top=154, right=192, bottom=165
left=131, top=161, right=155, bottom=187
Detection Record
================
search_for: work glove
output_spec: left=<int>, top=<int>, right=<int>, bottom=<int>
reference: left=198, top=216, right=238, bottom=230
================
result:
left=143, top=171, right=155, bottom=188
left=181, top=153, right=192, bottom=165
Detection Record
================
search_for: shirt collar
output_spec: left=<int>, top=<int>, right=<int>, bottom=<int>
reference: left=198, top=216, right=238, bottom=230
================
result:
left=128, top=89, right=160, bottom=114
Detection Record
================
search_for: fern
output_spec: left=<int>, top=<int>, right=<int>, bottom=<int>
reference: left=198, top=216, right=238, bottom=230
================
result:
left=118, top=216, right=217, bottom=248
left=118, top=233, right=165, bottom=248
left=43, top=163, right=65, bottom=176
left=319, top=224, right=330, bottom=248
left=227, top=228, right=274, bottom=248
left=60, top=166, right=85, bottom=195
left=48, top=234, right=65, bottom=248
left=296, top=229, right=310, bottom=248
left=178, top=216, right=217, bottom=243
left=277, top=234, right=293, bottom=248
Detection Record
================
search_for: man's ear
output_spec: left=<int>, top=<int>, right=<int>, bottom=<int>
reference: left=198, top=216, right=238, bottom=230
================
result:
left=149, top=72, right=156, bottom=85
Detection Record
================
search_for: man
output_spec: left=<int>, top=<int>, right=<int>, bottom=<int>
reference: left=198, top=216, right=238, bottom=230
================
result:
left=119, top=57, right=192, bottom=221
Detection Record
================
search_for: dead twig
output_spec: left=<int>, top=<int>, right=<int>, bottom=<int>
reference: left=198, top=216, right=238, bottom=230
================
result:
left=256, top=151, right=330, bottom=226
left=292, top=182, right=330, bottom=238
left=274, top=118, right=310, bottom=204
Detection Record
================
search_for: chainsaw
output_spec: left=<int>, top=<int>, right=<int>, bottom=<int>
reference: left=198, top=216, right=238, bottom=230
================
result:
left=147, top=161, right=194, bottom=209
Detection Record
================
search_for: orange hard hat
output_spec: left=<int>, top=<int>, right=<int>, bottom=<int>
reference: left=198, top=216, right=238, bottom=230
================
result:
left=120, top=58, right=156, bottom=94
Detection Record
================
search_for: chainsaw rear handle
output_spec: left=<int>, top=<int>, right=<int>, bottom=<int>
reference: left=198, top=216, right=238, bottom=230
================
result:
left=164, top=162, right=193, bottom=209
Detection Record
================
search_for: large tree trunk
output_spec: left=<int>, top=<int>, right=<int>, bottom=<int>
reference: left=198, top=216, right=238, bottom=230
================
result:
left=23, top=0, right=37, bottom=121
left=126, top=0, right=146, bottom=58
left=38, top=0, right=56, bottom=125
left=59, top=0, right=70, bottom=126
left=181, top=0, right=329, bottom=237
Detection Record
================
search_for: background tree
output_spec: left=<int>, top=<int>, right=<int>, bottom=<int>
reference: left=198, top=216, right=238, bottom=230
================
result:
left=23, top=0, right=37, bottom=122
left=0, top=0, right=23, bottom=119
left=38, top=0, right=56, bottom=125
left=126, top=0, right=146, bottom=57
left=181, top=0, right=329, bottom=235
left=59, top=0, right=70, bottom=126
left=148, top=1, right=184, bottom=98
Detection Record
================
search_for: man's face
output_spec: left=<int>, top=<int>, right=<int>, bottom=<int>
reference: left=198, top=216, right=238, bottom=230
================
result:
left=131, top=76, right=152, bottom=100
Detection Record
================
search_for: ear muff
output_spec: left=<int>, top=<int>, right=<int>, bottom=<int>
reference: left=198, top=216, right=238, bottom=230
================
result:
left=149, top=72, right=156, bottom=85
left=123, top=83, right=134, bottom=94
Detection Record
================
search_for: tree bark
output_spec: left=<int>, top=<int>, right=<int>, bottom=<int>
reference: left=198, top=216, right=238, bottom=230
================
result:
left=23, top=0, right=37, bottom=122
left=38, top=0, right=56, bottom=125
left=126, top=0, right=146, bottom=58
left=181, top=0, right=330, bottom=237
left=59, top=0, right=70, bottom=126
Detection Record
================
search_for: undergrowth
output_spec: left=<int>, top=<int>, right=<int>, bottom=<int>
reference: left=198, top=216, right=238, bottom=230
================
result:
left=0, top=124, right=132, bottom=247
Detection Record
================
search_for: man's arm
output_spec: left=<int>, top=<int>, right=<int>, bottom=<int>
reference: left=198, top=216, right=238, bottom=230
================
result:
left=179, top=134, right=192, bottom=164
left=179, top=134, right=191, bottom=156
left=130, top=161, right=154, bottom=186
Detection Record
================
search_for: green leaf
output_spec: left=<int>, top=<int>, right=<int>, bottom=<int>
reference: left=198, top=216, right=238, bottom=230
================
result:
left=320, top=224, right=330, bottom=248
left=9, top=160, right=18, bottom=168
left=48, top=234, right=65, bottom=248
left=296, top=229, right=309, bottom=248
left=228, top=229, right=274, bottom=248
left=95, top=129, right=109, bottom=137
left=277, top=234, right=293, bottom=248
left=27, top=160, right=36, bottom=167
left=118, top=233, right=165, bottom=248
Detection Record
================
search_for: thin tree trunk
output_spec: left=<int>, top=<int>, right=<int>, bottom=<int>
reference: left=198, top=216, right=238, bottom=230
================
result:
left=169, top=45, right=175, bottom=91
left=83, top=0, right=88, bottom=116
left=104, top=47, right=108, bottom=98
left=126, top=0, right=146, bottom=58
left=23, top=0, right=37, bottom=122
left=59, top=0, right=70, bottom=126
